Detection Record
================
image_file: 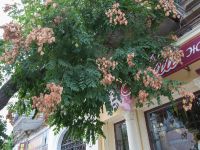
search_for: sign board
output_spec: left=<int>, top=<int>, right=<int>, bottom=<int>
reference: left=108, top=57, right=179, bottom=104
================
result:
left=155, top=35, right=200, bottom=77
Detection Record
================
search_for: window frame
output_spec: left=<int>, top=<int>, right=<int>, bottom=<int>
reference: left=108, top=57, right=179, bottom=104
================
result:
left=114, top=120, right=129, bottom=150
left=144, top=90, right=200, bottom=150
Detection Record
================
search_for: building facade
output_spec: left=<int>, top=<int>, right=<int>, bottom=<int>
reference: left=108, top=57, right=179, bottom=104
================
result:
left=12, top=114, right=98, bottom=150
left=12, top=1, right=200, bottom=150
left=98, top=1, right=200, bottom=150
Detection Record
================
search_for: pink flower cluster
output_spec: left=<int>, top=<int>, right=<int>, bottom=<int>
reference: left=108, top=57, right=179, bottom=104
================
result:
left=170, top=34, right=178, bottom=41
left=134, top=67, right=162, bottom=90
left=3, top=4, right=14, bottom=13
left=45, top=0, right=53, bottom=5
left=127, top=53, right=135, bottom=67
left=180, top=91, right=195, bottom=111
left=138, top=90, right=149, bottom=103
left=52, top=3, right=58, bottom=8
left=0, top=49, right=19, bottom=65
left=32, top=83, right=63, bottom=120
left=6, top=111, right=14, bottom=125
left=161, top=47, right=184, bottom=64
left=0, top=22, right=23, bottom=64
left=45, top=0, right=58, bottom=8
left=155, top=0, right=180, bottom=18
left=134, top=70, right=142, bottom=81
left=53, top=16, right=63, bottom=25
left=96, top=57, right=118, bottom=85
left=105, top=2, right=128, bottom=25
left=2, top=22, right=21, bottom=42
left=143, top=67, right=163, bottom=90
left=134, top=0, right=143, bottom=2
left=25, top=27, right=55, bottom=55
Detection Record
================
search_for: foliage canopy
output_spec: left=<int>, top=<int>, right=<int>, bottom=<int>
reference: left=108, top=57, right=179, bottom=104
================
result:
left=0, top=116, right=7, bottom=149
left=0, top=0, right=192, bottom=143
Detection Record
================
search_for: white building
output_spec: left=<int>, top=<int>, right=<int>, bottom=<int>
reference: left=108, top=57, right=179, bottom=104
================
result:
left=12, top=114, right=98, bottom=150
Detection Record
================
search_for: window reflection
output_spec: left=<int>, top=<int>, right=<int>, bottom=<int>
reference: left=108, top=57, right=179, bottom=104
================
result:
left=114, top=121, right=129, bottom=150
left=146, top=94, right=200, bottom=150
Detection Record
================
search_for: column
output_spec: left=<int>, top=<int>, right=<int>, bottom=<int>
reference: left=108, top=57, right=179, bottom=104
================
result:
left=124, top=110, right=142, bottom=150
left=137, top=110, right=151, bottom=150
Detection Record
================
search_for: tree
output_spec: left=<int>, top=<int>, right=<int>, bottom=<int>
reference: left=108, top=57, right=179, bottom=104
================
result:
left=0, top=0, right=194, bottom=143
left=2, top=134, right=14, bottom=150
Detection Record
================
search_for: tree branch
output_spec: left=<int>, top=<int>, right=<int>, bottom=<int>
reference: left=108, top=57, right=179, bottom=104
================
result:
left=0, top=78, right=18, bottom=110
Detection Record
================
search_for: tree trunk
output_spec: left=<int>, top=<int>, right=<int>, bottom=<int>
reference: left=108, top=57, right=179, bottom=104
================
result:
left=0, top=78, right=18, bottom=110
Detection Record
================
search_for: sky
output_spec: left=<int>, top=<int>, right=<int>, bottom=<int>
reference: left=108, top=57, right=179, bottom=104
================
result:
left=0, top=0, right=21, bottom=135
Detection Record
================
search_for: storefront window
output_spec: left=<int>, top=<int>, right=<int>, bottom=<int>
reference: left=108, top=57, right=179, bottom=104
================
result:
left=145, top=92, right=200, bottom=150
left=114, top=121, right=129, bottom=150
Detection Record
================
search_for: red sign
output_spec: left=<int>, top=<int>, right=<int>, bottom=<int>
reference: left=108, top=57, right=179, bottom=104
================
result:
left=155, top=34, right=200, bottom=77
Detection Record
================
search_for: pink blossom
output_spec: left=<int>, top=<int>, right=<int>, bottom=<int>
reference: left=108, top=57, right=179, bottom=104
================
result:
left=25, top=27, right=55, bottom=55
left=32, top=83, right=63, bottom=120
left=96, top=57, right=118, bottom=85
left=105, top=2, right=128, bottom=26
left=139, top=90, right=149, bottom=103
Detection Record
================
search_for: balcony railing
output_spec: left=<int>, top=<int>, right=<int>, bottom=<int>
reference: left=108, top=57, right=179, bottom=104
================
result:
left=61, top=140, right=86, bottom=150
left=173, top=0, right=200, bottom=36
left=177, top=14, right=200, bottom=36
left=175, top=3, right=185, bottom=16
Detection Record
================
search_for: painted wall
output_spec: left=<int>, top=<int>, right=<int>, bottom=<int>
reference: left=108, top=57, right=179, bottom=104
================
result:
left=99, top=77, right=200, bottom=150
left=13, top=127, right=99, bottom=150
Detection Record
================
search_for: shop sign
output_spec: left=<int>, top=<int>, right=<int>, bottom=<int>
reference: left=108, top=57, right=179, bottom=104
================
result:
left=155, top=35, right=200, bottom=77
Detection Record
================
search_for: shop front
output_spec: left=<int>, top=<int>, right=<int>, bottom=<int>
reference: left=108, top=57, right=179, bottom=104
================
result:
left=145, top=91, right=200, bottom=150
left=99, top=26, right=200, bottom=150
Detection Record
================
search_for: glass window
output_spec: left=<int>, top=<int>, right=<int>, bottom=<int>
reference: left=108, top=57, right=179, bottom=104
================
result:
left=114, top=121, right=129, bottom=150
left=145, top=92, right=200, bottom=150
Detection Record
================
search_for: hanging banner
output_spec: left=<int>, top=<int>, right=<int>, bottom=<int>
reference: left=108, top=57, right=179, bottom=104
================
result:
left=109, top=84, right=133, bottom=111
left=155, top=34, right=200, bottom=77
left=120, top=84, right=132, bottom=111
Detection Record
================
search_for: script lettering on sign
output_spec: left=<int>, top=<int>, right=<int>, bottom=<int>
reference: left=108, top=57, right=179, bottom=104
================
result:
left=155, top=35, right=200, bottom=77
left=185, top=41, right=200, bottom=58
left=155, top=58, right=178, bottom=76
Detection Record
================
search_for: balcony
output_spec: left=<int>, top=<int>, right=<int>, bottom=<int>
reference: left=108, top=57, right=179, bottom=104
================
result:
left=13, top=113, right=44, bottom=132
left=158, top=0, right=200, bottom=37
left=175, top=0, right=200, bottom=36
